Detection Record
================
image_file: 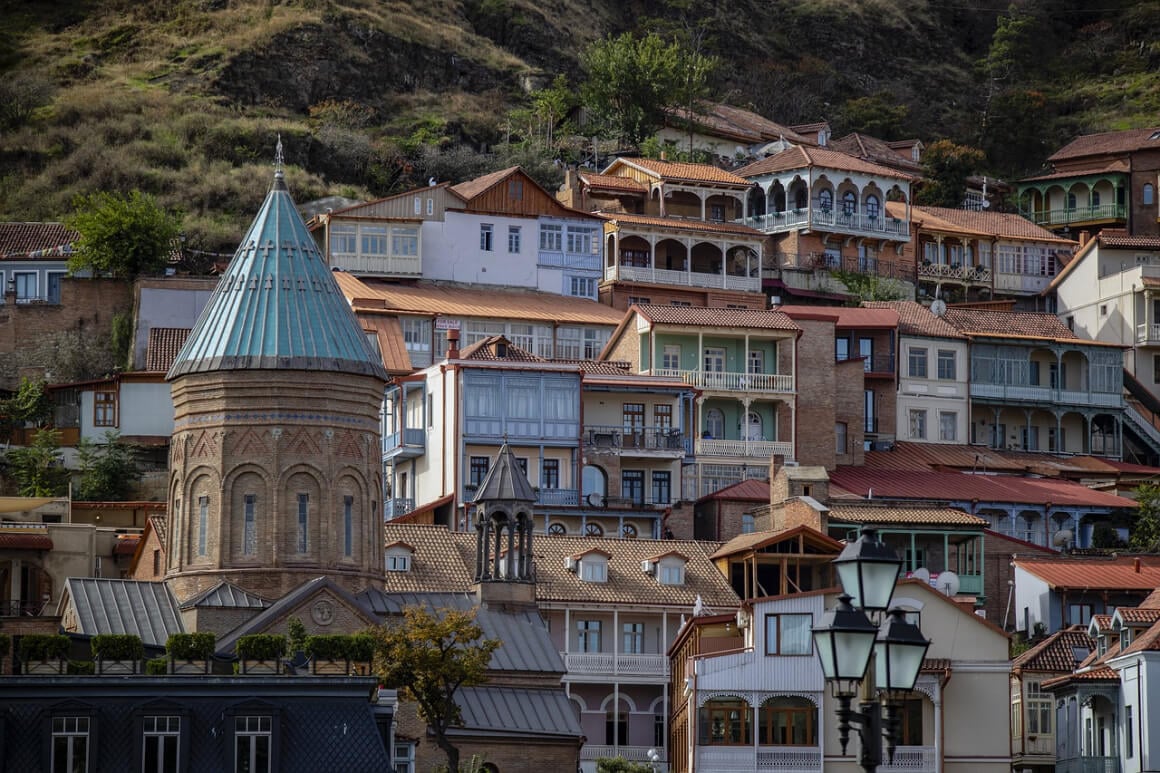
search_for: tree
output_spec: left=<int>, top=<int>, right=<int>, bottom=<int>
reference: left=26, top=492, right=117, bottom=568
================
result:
left=582, top=32, right=693, bottom=148
left=915, top=140, right=986, bottom=208
left=66, top=190, right=181, bottom=279
left=836, top=92, right=908, bottom=139
left=1, top=377, right=52, bottom=428
left=597, top=758, right=654, bottom=773
left=372, top=606, right=500, bottom=772
left=4, top=428, right=68, bottom=497
left=1129, top=483, right=1160, bottom=552
left=75, top=431, right=142, bottom=501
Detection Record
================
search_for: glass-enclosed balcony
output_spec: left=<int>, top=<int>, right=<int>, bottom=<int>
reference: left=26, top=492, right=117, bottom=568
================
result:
left=1055, top=757, right=1121, bottom=773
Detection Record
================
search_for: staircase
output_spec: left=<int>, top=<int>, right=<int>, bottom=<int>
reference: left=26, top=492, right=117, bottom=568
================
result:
left=1122, top=370, right=1160, bottom=463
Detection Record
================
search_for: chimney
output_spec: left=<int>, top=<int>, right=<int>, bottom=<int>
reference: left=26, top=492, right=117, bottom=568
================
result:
left=1079, top=230, right=1090, bottom=247
left=769, top=454, right=784, bottom=481
left=446, top=328, right=460, bottom=360
left=1135, top=557, right=1141, bottom=573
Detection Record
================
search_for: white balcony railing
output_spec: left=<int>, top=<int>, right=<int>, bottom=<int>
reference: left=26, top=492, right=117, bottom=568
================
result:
left=606, top=265, right=761, bottom=293
left=652, top=368, right=794, bottom=394
left=582, top=745, right=664, bottom=763
left=331, top=252, right=421, bottom=276
left=1138, top=323, right=1160, bottom=344
left=880, top=745, right=937, bottom=772
left=757, top=747, right=823, bottom=771
left=696, top=439, right=794, bottom=458
left=917, top=262, right=992, bottom=283
left=561, top=651, right=669, bottom=677
left=970, top=383, right=1122, bottom=408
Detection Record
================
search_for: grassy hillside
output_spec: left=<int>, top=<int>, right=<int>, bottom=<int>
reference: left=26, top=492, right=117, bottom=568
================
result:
left=1, top=0, right=1159, bottom=253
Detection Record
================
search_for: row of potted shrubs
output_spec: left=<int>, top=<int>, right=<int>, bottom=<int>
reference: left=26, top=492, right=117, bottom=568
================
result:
left=0, top=631, right=376, bottom=675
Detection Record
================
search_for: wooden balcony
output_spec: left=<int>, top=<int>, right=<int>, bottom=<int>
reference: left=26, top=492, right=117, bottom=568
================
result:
left=538, top=250, right=601, bottom=271
left=1024, top=203, right=1126, bottom=228
left=331, top=252, right=421, bottom=276
left=560, top=651, right=669, bottom=678
left=696, top=438, right=793, bottom=458
left=917, top=262, right=992, bottom=284
left=741, top=209, right=910, bottom=242
left=970, top=383, right=1122, bottom=409
left=653, top=368, right=793, bottom=394
left=605, top=264, right=761, bottom=293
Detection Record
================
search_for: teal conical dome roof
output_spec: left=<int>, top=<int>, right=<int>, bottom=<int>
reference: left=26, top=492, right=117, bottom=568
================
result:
left=168, top=170, right=387, bottom=380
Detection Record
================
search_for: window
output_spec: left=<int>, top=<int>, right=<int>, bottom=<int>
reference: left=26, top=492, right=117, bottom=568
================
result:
left=654, top=404, right=673, bottom=429
left=394, top=742, right=416, bottom=773
left=243, top=495, right=256, bottom=555
left=937, top=349, right=956, bottom=380
left=581, top=555, right=608, bottom=582
left=413, top=196, right=421, bottom=215
left=659, top=559, right=684, bottom=585
left=1100, top=304, right=1108, bottom=316
left=818, top=189, right=833, bottom=211
left=143, top=715, right=180, bottom=773
left=568, top=276, right=596, bottom=298
left=698, top=699, right=751, bottom=745
left=296, top=493, right=308, bottom=554
left=331, top=225, right=357, bottom=254
left=14, top=271, right=36, bottom=301
left=939, top=412, right=957, bottom=442
left=480, top=224, right=493, bottom=251
left=652, top=471, right=671, bottom=505
left=540, top=224, right=562, bottom=251
left=1145, top=183, right=1155, bottom=206
left=584, top=522, right=604, bottom=537
left=709, top=204, right=725, bottom=221
left=385, top=547, right=411, bottom=572
left=566, top=226, right=596, bottom=255
left=842, top=191, right=856, bottom=216
left=662, top=345, right=681, bottom=370
left=53, top=716, right=90, bottom=773
left=765, top=614, right=812, bottom=655
left=469, top=457, right=490, bottom=488
left=1026, top=680, right=1052, bottom=736
left=426, top=198, right=434, bottom=216
left=508, top=226, right=521, bottom=253
left=898, top=698, right=923, bottom=745
left=343, top=495, right=353, bottom=557
left=621, top=524, right=637, bottom=539
left=362, top=225, right=388, bottom=255
left=909, top=409, right=927, bottom=440
left=623, top=470, right=644, bottom=505
left=508, top=179, right=524, bottom=199
left=542, top=459, right=560, bottom=489
left=835, top=422, right=848, bottom=454
left=759, top=697, right=816, bottom=745
left=908, top=347, right=928, bottom=378
left=234, top=716, right=272, bottom=773
left=391, top=226, right=418, bottom=256
left=606, top=707, right=628, bottom=746
left=1068, top=603, right=1094, bottom=626
left=622, top=622, right=644, bottom=654
left=94, top=390, right=117, bottom=427
left=865, top=195, right=880, bottom=219
left=1125, top=705, right=1134, bottom=757
left=748, top=350, right=764, bottom=374
left=197, top=496, right=209, bottom=557
left=577, top=619, right=602, bottom=651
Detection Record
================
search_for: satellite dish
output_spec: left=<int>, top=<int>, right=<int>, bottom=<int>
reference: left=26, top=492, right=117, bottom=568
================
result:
left=586, top=492, right=606, bottom=508
left=930, top=299, right=947, bottom=317
left=981, top=199, right=991, bottom=209
left=1053, top=529, right=1074, bottom=548
left=912, top=567, right=931, bottom=585
left=938, top=570, right=960, bottom=597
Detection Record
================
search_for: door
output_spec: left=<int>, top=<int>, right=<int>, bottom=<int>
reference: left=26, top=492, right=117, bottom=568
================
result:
left=746, top=412, right=763, bottom=441
left=704, top=347, right=725, bottom=387
left=859, top=338, right=873, bottom=373
left=47, top=272, right=64, bottom=304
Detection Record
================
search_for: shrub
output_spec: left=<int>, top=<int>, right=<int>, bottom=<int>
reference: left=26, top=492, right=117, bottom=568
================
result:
left=348, top=632, right=376, bottom=663
left=167, top=632, right=216, bottom=660
left=236, top=634, right=286, bottom=662
left=67, top=660, right=96, bottom=675
left=305, top=634, right=351, bottom=661
left=91, top=633, right=145, bottom=661
left=0, top=633, right=10, bottom=657
left=19, top=634, right=71, bottom=661
left=145, top=657, right=169, bottom=675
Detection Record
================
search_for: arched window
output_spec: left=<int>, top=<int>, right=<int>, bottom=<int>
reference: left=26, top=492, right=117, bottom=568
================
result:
left=817, top=189, right=833, bottom=212
left=842, top=191, right=856, bottom=215
left=759, top=697, right=817, bottom=745
left=621, top=524, right=638, bottom=539
left=704, top=408, right=725, bottom=440
left=745, top=412, right=763, bottom=441
left=548, top=522, right=567, bottom=535
left=584, top=522, right=605, bottom=537
left=1067, top=192, right=1077, bottom=210
left=698, top=698, right=752, bottom=745
left=1091, top=190, right=1101, bottom=206
left=582, top=465, right=607, bottom=498
left=865, top=194, right=880, bottom=219
left=1145, top=183, right=1155, bottom=206
left=794, top=187, right=808, bottom=210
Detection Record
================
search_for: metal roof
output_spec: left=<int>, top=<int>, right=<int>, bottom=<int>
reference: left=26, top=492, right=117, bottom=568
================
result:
left=64, top=578, right=184, bottom=646
left=454, top=685, right=583, bottom=739
left=473, top=441, right=538, bottom=504
left=168, top=171, right=388, bottom=380
left=1016, top=556, right=1160, bottom=591
left=179, top=580, right=271, bottom=610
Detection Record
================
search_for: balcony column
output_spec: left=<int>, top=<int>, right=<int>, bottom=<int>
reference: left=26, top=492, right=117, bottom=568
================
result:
left=1024, top=408, right=1033, bottom=451
left=648, top=235, right=657, bottom=274
left=699, top=191, right=708, bottom=220
left=1056, top=411, right=1063, bottom=453
left=564, top=608, right=571, bottom=658
left=8, top=558, right=21, bottom=611
left=613, top=608, right=619, bottom=675
left=991, top=407, right=1001, bottom=448
left=739, top=397, right=753, bottom=453
left=740, top=190, right=748, bottom=221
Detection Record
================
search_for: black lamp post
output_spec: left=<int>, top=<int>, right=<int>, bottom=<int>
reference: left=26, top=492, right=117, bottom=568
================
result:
left=812, top=529, right=931, bottom=772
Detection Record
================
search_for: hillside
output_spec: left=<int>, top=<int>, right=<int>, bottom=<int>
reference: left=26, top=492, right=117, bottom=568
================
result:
left=2, top=0, right=1159, bottom=253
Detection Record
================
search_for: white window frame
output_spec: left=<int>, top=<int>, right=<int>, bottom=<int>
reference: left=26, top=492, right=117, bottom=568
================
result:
left=52, top=716, right=91, bottom=773
left=508, top=225, right=521, bottom=253
left=143, top=715, right=181, bottom=773
left=581, top=555, right=608, bottom=582
left=480, top=223, right=494, bottom=252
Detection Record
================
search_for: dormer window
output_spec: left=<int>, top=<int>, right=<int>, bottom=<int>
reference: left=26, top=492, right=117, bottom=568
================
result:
left=385, top=542, right=414, bottom=572
left=1121, top=628, right=1132, bottom=649
left=582, top=555, right=608, bottom=582
left=650, top=552, right=689, bottom=586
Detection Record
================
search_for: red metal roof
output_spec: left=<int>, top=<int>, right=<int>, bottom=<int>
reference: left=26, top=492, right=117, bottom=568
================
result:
left=778, top=304, right=899, bottom=329
left=0, top=533, right=52, bottom=550
left=829, top=466, right=1137, bottom=508
left=113, top=535, right=141, bottom=556
left=1016, top=556, right=1160, bottom=590
left=701, top=478, right=771, bottom=502
left=635, top=304, right=799, bottom=331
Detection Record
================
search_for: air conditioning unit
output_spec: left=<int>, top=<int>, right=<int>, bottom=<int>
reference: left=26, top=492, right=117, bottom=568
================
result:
left=735, top=609, right=750, bottom=629
left=642, top=560, right=657, bottom=576
left=565, top=556, right=579, bottom=573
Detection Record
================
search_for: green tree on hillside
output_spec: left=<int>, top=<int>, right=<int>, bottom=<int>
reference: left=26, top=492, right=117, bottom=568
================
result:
left=75, top=431, right=142, bottom=502
left=372, top=606, right=500, bottom=773
left=1130, top=483, right=1160, bottom=552
left=915, top=140, right=987, bottom=208
left=4, top=428, right=68, bottom=497
left=66, top=190, right=181, bottom=279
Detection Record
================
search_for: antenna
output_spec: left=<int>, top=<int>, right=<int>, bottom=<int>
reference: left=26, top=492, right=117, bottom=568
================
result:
left=274, top=133, right=285, bottom=177
left=938, top=570, right=960, bottom=597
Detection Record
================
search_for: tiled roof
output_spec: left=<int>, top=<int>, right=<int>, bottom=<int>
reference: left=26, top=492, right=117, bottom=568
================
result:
left=598, top=211, right=765, bottom=237
left=830, top=466, right=1138, bottom=508
left=1090, top=614, right=1113, bottom=632
left=1047, top=127, right=1160, bottom=161
left=1095, top=228, right=1160, bottom=249
left=778, top=304, right=899, bottom=329
left=578, top=173, right=648, bottom=193
left=862, top=301, right=964, bottom=338
left=113, top=535, right=140, bottom=556
left=1019, top=159, right=1132, bottom=183
left=1141, top=588, right=1160, bottom=608
left=910, top=206, right=1075, bottom=244
left=381, top=524, right=476, bottom=593
left=1115, top=607, right=1160, bottom=626
left=449, top=165, right=520, bottom=200
left=1119, top=621, right=1160, bottom=656
left=0, top=532, right=53, bottom=550
left=942, top=307, right=1082, bottom=340
left=337, top=273, right=625, bottom=325
left=830, top=132, right=923, bottom=173
left=1012, top=626, right=1093, bottom=672
left=145, top=328, right=191, bottom=372
left=634, top=304, right=799, bottom=331
left=1016, top=556, right=1160, bottom=590
left=1043, top=665, right=1120, bottom=689
left=666, top=103, right=812, bottom=146
left=734, top=145, right=915, bottom=181
left=701, top=478, right=771, bottom=502
left=0, top=222, right=77, bottom=259
left=168, top=172, right=388, bottom=380
left=827, top=504, right=988, bottom=527
left=711, top=524, right=843, bottom=560
left=613, top=158, right=751, bottom=186
left=459, top=335, right=547, bottom=362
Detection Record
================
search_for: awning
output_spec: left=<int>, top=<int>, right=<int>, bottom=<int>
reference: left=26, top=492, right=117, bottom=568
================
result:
left=0, top=529, right=53, bottom=550
left=0, top=497, right=59, bottom=514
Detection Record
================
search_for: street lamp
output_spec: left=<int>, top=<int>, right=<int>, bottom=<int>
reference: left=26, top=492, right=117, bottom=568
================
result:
left=646, top=747, right=661, bottom=773
left=812, top=529, right=931, bottom=772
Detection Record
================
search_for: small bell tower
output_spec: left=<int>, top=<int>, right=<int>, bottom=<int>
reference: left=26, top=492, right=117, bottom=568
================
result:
left=472, top=443, right=537, bottom=603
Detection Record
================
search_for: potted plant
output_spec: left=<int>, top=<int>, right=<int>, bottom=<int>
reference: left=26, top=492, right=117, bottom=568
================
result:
left=235, top=634, right=286, bottom=674
left=20, top=633, right=70, bottom=674
left=348, top=633, right=376, bottom=675
left=166, top=632, right=216, bottom=674
left=305, top=634, right=351, bottom=675
left=92, top=633, right=144, bottom=674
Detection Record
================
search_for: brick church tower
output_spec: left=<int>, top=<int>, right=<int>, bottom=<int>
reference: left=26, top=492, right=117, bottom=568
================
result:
left=164, top=158, right=389, bottom=601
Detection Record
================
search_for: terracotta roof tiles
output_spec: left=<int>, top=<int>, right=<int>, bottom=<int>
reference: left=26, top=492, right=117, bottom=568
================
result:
left=1012, top=626, right=1093, bottom=673
left=778, top=304, right=899, bottom=329
left=634, top=304, right=799, bottom=331
left=381, top=523, right=476, bottom=593
left=0, top=222, right=77, bottom=259
left=145, top=328, right=191, bottom=372
left=598, top=211, right=765, bottom=238
left=1047, top=127, right=1160, bottom=161
left=1019, top=159, right=1132, bottom=182
left=1119, top=618, right=1160, bottom=656
left=579, top=173, right=648, bottom=193
left=911, top=206, right=1075, bottom=244
left=735, top=145, right=915, bottom=181
left=1115, top=607, right=1160, bottom=626
left=614, top=158, right=751, bottom=187
left=1095, top=228, right=1160, bottom=250
left=942, top=307, right=1082, bottom=340
left=829, top=132, right=923, bottom=173
left=1015, top=556, right=1160, bottom=591
left=862, top=301, right=964, bottom=338
left=827, top=504, right=988, bottom=527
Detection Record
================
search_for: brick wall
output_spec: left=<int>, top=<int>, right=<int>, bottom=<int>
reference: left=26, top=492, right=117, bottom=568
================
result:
left=599, top=283, right=766, bottom=312
left=792, top=318, right=838, bottom=469
left=982, top=531, right=1056, bottom=628
left=0, top=278, right=133, bottom=389
left=835, top=360, right=866, bottom=466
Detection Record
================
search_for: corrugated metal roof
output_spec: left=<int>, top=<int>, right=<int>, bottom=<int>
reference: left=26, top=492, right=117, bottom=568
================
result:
left=449, top=165, right=519, bottom=201
left=65, top=578, right=184, bottom=646
left=168, top=171, right=388, bottom=381
left=778, top=304, right=899, bottom=329
left=180, top=580, right=271, bottom=610
left=910, top=206, right=1074, bottom=244
left=701, top=478, right=770, bottom=502
left=1016, top=556, right=1160, bottom=590
left=455, top=686, right=583, bottom=738
left=861, top=441, right=1120, bottom=477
